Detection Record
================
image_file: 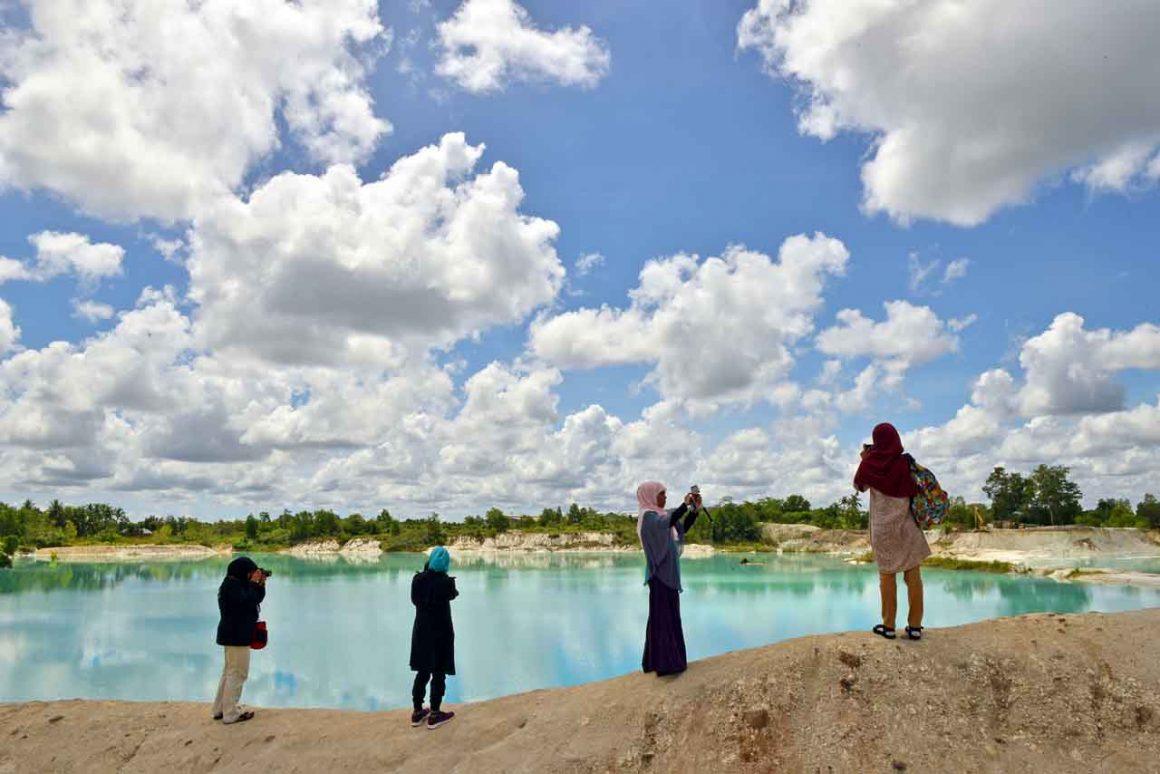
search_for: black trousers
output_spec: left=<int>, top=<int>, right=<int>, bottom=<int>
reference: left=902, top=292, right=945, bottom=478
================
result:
left=412, top=670, right=446, bottom=711
left=642, top=578, right=687, bottom=676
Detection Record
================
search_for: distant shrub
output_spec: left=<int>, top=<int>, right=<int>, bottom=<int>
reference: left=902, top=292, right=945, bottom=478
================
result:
left=380, top=531, right=431, bottom=552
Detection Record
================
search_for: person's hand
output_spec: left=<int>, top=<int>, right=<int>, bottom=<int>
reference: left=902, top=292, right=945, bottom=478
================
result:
left=683, top=493, right=695, bottom=507
left=860, top=445, right=870, bottom=460
left=249, top=569, right=266, bottom=586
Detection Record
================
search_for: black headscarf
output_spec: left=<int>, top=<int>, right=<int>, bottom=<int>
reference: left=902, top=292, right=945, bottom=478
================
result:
left=226, top=556, right=258, bottom=581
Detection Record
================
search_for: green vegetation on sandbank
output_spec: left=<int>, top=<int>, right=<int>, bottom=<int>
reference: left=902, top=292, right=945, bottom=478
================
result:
left=922, top=556, right=1018, bottom=574
left=851, top=552, right=1018, bottom=574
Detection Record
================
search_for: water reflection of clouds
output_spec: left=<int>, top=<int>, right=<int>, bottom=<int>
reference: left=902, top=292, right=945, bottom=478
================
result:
left=0, top=631, right=23, bottom=664
left=448, top=561, right=648, bottom=703
left=82, top=645, right=149, bottom=668
left=681, top=559, right=879, bottom=659
left=3, top=553, right=1160, bottom=711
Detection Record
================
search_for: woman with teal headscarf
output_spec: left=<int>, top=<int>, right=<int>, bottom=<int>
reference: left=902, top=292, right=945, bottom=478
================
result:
left=410, top=545, right=458, bottom=729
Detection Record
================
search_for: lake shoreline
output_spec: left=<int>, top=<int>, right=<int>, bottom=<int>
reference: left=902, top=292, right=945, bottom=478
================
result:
left=3, top=608, right=1159, bottom=772
left=19, top=525, right=1160, bottom=588
left=29, top=544, right=231, bottom=562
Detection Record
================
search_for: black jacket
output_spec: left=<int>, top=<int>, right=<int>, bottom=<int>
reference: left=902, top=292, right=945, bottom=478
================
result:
left=216, top=573, right=265, bottom=647
left=410, top=570, right=458, bottom=675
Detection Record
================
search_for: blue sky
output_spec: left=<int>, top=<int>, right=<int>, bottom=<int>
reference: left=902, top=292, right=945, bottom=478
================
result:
left=0, top=0, right=1158, bottom=518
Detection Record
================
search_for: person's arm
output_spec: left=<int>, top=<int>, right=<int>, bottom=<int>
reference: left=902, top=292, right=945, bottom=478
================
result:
left=680, top=507, right=699, bottom=534
left=411, top=573, right=423, bottom=606
left=234, top=583, right=263, bottom=619
left=665, top=502, right=688, bottom=528
left=447, top=577, right=459, bottom=602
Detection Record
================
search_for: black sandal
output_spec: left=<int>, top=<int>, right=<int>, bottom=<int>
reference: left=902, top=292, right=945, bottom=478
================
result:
left=905, top=626, right=923, bottom=641
left=872, top=624, right=896, bottom=640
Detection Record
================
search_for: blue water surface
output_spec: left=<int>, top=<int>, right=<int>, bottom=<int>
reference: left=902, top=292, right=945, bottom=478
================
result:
left=2, top=553, right=1157, bottom=710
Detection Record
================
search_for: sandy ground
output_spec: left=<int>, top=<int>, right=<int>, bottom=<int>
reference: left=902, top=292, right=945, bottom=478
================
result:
left=935, top=526, right=1160, bottom=566
left=766, top=525, right=1160, bottom=580
left=765, top=525, right=871, bottom=555
left=1071, top=571, right=1160, bottom=588
left=31, top=545, right=227, bottom=562
left=3, top=609, right=1160, bottom=773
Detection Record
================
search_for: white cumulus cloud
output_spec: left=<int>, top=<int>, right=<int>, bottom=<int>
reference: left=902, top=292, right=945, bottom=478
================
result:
left=0, top=232, right=124, bottom=288
left=907, top=313, right=1160, bottom=504
left=436, top=0, right=610, bottom=93
left=738, top=0, right=1160, bottom=225
left=27, top=232, right=124, bottom=284
left=529, top=233, right=849, bottom=408
left=72, top=300, right=115, bottom=323
left=0, top=0, right=389, bottom=221
left=188, top=133, right=565, bottom=366
left=1017, top=312, right=1160, bottom=416
left=816, top=300, right=960, bottom=388
left=0, top=299, right=19, bottom=354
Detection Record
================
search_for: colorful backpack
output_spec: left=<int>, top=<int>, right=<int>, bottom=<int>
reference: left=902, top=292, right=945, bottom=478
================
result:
left=905, top=454, right=948, bottom=528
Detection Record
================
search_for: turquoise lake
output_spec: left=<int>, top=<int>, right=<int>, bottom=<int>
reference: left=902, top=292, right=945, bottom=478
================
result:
left=3, top=553, right=1159, bottom=711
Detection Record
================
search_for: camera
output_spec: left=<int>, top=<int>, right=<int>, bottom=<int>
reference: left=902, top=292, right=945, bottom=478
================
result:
left=257, top=567, right=272, bottom=579
left=688, top=484, right=711, bottom=522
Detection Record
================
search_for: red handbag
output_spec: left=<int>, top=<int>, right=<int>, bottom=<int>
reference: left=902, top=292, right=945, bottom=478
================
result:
left=251, top=620, right=268, bottom=650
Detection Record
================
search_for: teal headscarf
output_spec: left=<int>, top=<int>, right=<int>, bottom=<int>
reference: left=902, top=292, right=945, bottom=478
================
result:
left=427, top=546, right=451, bottom=573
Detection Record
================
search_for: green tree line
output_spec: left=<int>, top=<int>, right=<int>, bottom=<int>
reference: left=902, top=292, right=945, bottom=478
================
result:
left=0, top=496, right=837, bottom=557
left=3, top=467, right=1158, bottom=566
left=983, top=464, right=1160, bottom=529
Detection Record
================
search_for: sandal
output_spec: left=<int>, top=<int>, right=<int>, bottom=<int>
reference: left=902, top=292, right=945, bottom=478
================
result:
left=224, top=711, right=254, bottom=724
left=905, top=626, right=923, bottom=641
left=872, top=624, right=896, bottom=640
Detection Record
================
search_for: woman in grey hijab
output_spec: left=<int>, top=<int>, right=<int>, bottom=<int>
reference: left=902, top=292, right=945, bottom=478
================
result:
left=637, top=481, right=700, bottom=676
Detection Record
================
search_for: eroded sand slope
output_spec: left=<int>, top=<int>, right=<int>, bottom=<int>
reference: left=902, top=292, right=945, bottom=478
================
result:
left=3, top=609, right=1160, bottom=773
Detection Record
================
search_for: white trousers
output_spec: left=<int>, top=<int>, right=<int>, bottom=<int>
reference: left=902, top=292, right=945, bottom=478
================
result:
left=211, top=645, right=251, bottom=722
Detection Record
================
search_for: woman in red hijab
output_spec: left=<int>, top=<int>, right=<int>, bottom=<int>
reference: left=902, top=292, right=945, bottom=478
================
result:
left=854, top=422, right=930, bottom=640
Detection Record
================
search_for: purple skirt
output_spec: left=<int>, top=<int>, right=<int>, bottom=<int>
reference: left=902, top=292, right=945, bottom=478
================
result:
left=642, top=578, right=687, bottom=675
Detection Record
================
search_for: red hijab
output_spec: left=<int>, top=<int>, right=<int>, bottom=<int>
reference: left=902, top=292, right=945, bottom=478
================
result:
left=854, top=423, right=918, bottom=498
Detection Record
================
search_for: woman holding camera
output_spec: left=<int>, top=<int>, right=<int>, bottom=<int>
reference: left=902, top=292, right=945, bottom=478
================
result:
left=854, top=423, right=930, bottom=641
left=637, top=481, right=700, bottom=676
left=212, top=556, right=266, bottom=723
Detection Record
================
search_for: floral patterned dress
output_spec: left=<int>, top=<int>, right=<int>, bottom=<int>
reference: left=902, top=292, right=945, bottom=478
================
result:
left=869, top=488, right=931, bottom=574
